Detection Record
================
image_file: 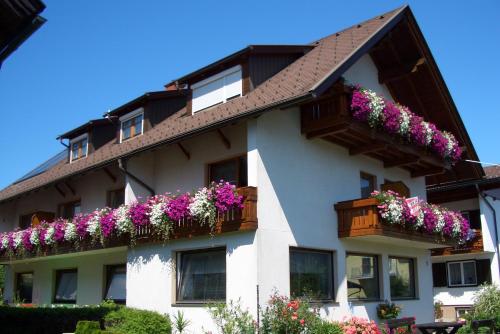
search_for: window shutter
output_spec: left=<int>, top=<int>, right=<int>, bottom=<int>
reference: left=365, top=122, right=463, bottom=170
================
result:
left=432, top=263, right=447, bottom=287
left=192, top=78, right=224, bottom=112
left=476, top=259, right=492, bottom=285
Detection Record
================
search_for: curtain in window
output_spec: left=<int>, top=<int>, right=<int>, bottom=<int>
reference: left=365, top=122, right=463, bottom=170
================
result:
left=178, top=250, right=226, bottom=302
left=448, top=263, right=462, bottom=285
left=105, top=266, right=126, bottom=302
left=290, top=250, right=332, bottom=300
left=55, top=271, right=77, bottom=302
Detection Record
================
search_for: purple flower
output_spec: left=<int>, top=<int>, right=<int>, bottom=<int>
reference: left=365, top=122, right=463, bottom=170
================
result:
left=422, top=206, right=437, bottom=233
left=382, top=101, right=401, bottom=134
left=431, top=130, right=448, bottom=157
left=351, top=88, right=371, bottom=122
left=100, top=210, right=116, bottom=238
left=22, top=229, right=34, bottom=252
left=214, top=182, right=244, bottom=212
left=39, top=228, right=47, bottom=247
left=409, top=115, right=426, bottom=146
left=442, top=212, right=455, bottom=237
left=7, top=232, right=14, bottom=251
left=53, top=219, right=66, bottom=243
left=74, top=214, right=90, bottom=238
left=129, top=202, right=149, bottom=227
left=165, top=194, right=191, bottom=221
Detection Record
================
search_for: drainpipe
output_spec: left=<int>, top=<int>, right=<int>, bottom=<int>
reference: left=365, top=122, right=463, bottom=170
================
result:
left=118, top=158, right=155, bottom=196
left=476, top=184, right=500, bottom=277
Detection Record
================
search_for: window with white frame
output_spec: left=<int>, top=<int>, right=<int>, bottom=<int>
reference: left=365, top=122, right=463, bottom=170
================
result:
left=120, top=108, right=144, bottom=142
left=70, top=134, right=88, bottom=162
left=191, top=65, right=242, bottom=113
left=448, top=261, right=477, bottom=286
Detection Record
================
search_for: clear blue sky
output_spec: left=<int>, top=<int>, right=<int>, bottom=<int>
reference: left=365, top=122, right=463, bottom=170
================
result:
left=0, top=0, right=498, bottom=189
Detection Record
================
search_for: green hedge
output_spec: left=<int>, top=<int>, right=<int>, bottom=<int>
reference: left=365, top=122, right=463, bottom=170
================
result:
left=0, top=305, right=114, bottom=334
left=104, top=307, right=171, bottom=334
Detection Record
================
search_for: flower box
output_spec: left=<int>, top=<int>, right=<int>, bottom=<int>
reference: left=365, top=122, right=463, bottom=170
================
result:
left=334, top=197, right=456, bottom=249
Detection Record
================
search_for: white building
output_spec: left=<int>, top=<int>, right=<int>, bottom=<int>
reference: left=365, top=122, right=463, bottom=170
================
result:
left=428, top=167, right=500, bottom=321
left=0, top=6, right=487, bottom=332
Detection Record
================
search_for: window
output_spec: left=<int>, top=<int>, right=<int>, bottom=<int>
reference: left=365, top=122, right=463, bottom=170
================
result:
left=360, top=172, right=376, bottom=198
left=290, top=248, right=333, bottom=301
left=177, top=248, right=226, bottom=303
left=208, top=155, right=247, bottom=187
left=448, top=261, right=477, bottom=287
left=192, top=65, right=242, bottom=113
left=120, top=109, right=144, bottom=142
left=346, top=253, right=379, bottom=300
left=389, top=257, right=416, bottom=299
left=70, top=134, right=88, bottom=162
left=16, top=272, right=33, bottom=303
left=54, top=269, right=77, bottom=303
left=107, top=189, right=125, bottom=209
left=456, top=307, right=472, bottom=320
left=19, top=213, right=33, bottom=230
left=58, top=201, right=81, bottom=220
left=461, top=210, right=481, bottom=230
left=104, top=264, right=126, bottom=303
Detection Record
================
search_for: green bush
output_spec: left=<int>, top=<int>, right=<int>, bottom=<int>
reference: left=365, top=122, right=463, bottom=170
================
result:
left=206, top=300, right=255, bottom=334
left=75, top=320, right=102, bottom=334
left=104, top=306, right=172, bottom=334
left=0, top=304, right=116, bottom=334
left=458, top=284, right=500, bottom=334
left=310, top=320, right=344, bottom=334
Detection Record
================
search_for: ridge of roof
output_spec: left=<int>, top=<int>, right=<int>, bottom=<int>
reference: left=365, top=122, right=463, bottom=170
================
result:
left=0, top=7, right=412, bottom=203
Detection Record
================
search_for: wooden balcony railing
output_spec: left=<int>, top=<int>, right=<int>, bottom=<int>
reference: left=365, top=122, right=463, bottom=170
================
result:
left=431, top=229, right=483, bottom=256
left=301, top=83, right=447, bottom=178
left=0, top=187, right=257, bottom=262
left=334, top=197, right=455, bottom=248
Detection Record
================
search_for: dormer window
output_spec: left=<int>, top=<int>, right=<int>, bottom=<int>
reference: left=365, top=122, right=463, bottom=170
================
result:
left=120, top=108, right=144, bottom=143
left=191, top=65, right=242, bottom=113
left=70, top=134, right=88, bottom=162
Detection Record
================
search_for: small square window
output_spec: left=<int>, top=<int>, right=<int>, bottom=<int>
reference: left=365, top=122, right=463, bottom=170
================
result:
left=54, top=269, right=77, bottom=303
left=177, top=248, right=226, bottom=303
left=120, top=110, right=144, bottom=142
left=16, top=272, right=33, bottom=303
left=290, top=248, right=333, bottom=301
left=360, top=172, right=376, bottom=198
left=70, top=135, right=88, bottom=162
left=104, top=264, right=126, bottom=303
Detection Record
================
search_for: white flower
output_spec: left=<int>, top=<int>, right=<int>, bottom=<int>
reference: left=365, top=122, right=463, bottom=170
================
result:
left=422, top=121, right=434, bottom=146
left=364, top=89, right=385, bottom=128
left=30, top=229, right=40, bottom=246
left=433, top=207, right=445, bottom=233
left=13, top=231, right=23, bottom=249
left=399, top=106, right=412, bottom=137
left=45, top=226, right=55, bottom=246
left=149, top=202, right=166, bottom=227
left=415, top=209, right=425, bottom=229
left=64, top=222, right=77, bottom=242
left=380, top=198, right=403, bottom=225
left=86, top=213, right=100, bottom=236
left=189, top=187, right=216, bottom=225
left=115, top=205, right=132, bottom=235
left=1, top=234, right=8, bottom=250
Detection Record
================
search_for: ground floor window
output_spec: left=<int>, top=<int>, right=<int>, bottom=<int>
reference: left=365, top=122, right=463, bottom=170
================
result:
left=448, top=261, right=477, bottom=287
left=346, top=253, right=379, bottom=301
left=290, top=248, right=333, bottom=301
left=16, top=272, right=33, bottom=303
left=389, top=257, right=416, bottom=299
left=176, top=248, right=226, bottom=303
left=54, top=269, right=77, bottom=303
left=104, top=264, right=126, bottom=303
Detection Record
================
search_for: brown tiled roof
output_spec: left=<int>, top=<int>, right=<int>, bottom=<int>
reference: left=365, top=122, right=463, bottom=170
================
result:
left=0, top=6, right=408, bottom=203
left=484, top=166, right=500, bottom=179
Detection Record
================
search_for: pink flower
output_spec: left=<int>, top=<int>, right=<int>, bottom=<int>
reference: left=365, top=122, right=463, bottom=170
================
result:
left=165, top=194, right=191, bottom=221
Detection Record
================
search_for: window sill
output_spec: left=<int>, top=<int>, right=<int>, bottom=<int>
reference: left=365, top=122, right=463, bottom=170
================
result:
left=348, top=299, right=383, bottom=304
left=172, top=301, right=225, bottom=308
left=309, top=300, right=339, bottom=307
left=391, top=297, right=419, bottom=301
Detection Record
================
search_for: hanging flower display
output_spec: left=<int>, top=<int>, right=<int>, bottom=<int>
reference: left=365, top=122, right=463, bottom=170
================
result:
left=350, top=86, right=462, bottom=163
left=0, top=180, right=244, bottom=258
left=371, top=190, right=472, bottom=244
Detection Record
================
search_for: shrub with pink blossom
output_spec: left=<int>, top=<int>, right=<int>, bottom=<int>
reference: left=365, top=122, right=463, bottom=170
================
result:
left=342, top=317, right=381, bottom=334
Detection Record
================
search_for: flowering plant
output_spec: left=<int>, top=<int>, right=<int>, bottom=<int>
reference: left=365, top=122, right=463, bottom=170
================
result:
left=342, top=316, right=381, bottom=334
left=371, top=190, right=471, bottom=244
left=351, top=86, right=462, bottom=163
left=377, top=301, right=402, bottom=320
left=0, top=180, right=244, bottom=258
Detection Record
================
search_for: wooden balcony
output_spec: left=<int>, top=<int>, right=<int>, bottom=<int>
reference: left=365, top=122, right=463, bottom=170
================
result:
left=301, top=83, right=448, bottom=178
left=0, top=187, right=257, bottom=263
left=334, top=197, right=455, bottom=249
left=431, top=229, right=484, bottom=256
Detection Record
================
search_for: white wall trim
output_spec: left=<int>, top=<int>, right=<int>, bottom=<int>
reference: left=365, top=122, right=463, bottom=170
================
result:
left=119, top=108, right=144, bottom=143
left=69, top=133, right=89, bottom=163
